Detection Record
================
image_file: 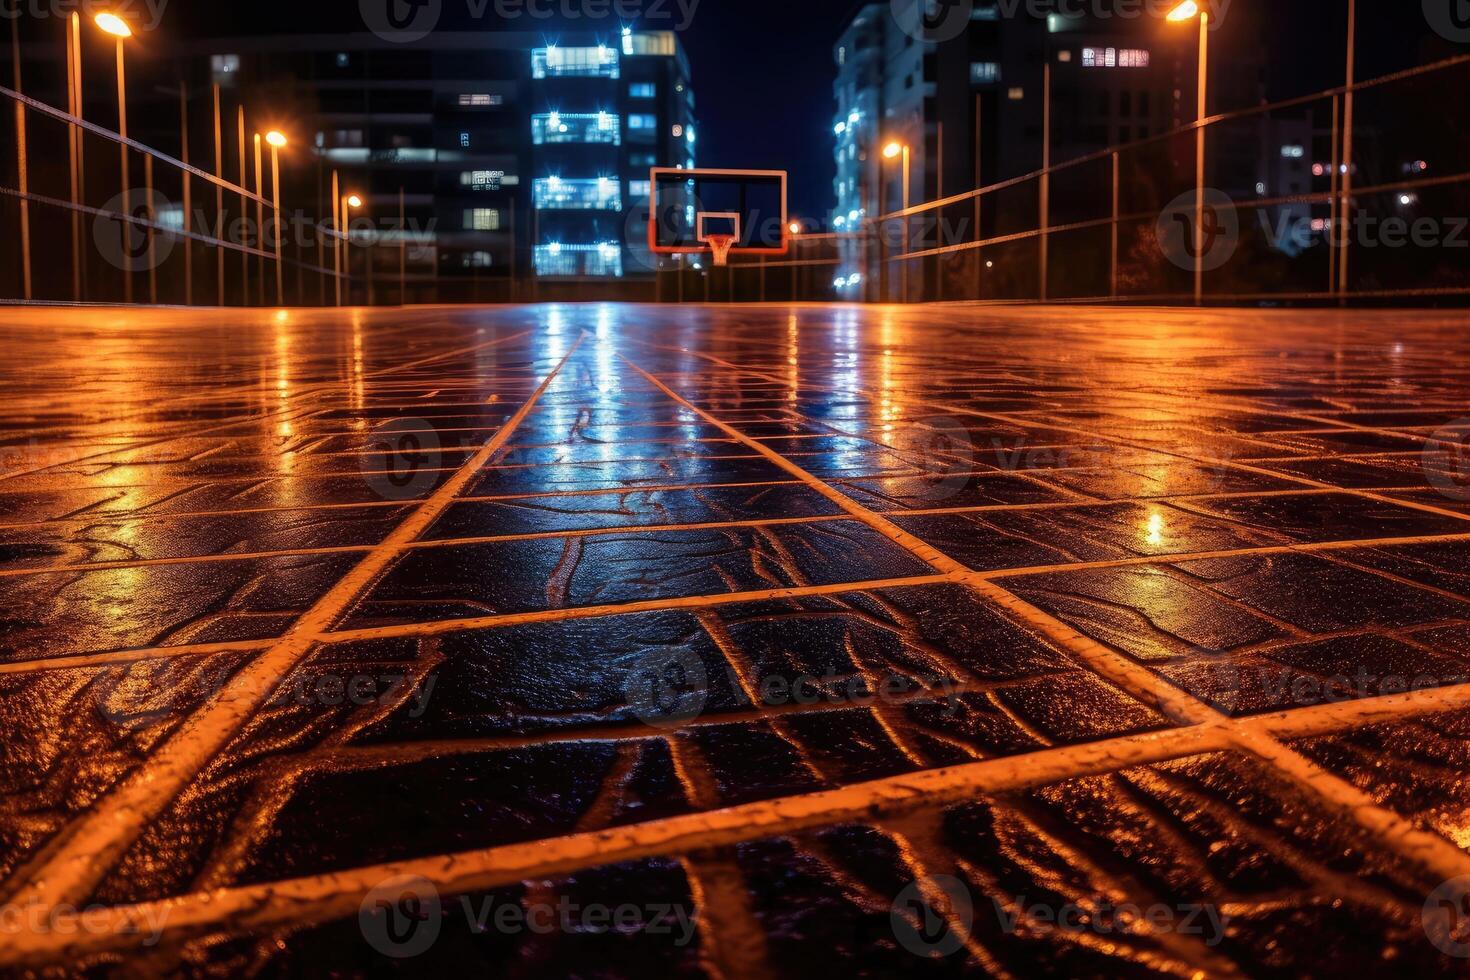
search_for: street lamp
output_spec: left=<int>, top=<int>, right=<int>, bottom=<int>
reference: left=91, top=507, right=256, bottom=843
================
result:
left=882, top=141, right=910, bottom=302
left=1167, top=0, right=1209, bottom=306
left=341, top=193, right=363, bottom=306
left=265, top=131, right=287, bottom=305
left=94, top=11, right=133, bottom=302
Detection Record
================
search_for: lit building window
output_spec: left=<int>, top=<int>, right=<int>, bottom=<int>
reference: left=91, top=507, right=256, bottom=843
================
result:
left=1083, top=47, right=1149, bottom=68
left=535, top=242, right=624, bottom=277
left=1007, top=87, right=1025, bottom=100
left=532, top=112, right=621, bottom=145
left=969, top=62, right=1000, bottom=84
left=210, top=54, right=240, bottom=85
left=671, top=123, right=684, bottom=138
left=463, top=251, right=493, bottom=268
left=628, top=179, right=651, bottom=198
left=629, top=82, right=656, bottom=98
left=458, top=93, right=502, bottom=107
left=459, top=132, right=471, bottom=147
left=630, top=152, right=656, bottom=168
left=532, top=45, right=620, bottom=79
left=464, top=208, right=501, bottom=231
left=1281, top=144, right=1305, bottom=159
left=459, top=170, right=507, bottom=190
left=623, top=32, right=676, bottom=57
left=628, top=114, right=657, bottom=130
left=533, top=176, right=622, bottom=211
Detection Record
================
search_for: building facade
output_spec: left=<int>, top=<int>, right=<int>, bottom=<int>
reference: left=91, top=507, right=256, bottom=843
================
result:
left=115, top=29, right=696, bottom=302
left=830, top=2, right=1272, bottom=300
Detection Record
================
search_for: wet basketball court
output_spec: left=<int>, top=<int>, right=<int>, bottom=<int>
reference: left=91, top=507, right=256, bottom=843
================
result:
left=3, top=302, right=1470, bottom=973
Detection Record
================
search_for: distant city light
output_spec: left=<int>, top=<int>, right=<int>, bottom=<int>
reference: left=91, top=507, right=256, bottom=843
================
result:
left=882, top=142, right=902, bottom=159
left=265, top=131, right=287, bottom=148
left=834, top=122, right=846, bottom=135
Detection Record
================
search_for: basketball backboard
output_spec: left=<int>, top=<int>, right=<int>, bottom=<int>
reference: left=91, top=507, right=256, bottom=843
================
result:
left=648, top=168, right=789, bottom=266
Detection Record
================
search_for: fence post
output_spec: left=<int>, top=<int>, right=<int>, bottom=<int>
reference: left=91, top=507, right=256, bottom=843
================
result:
left=1110, top=151, right=1119, bottom=300
left=12, top=17, right=32, bottom=300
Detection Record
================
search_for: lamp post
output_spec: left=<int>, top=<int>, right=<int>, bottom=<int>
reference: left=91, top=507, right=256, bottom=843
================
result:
left=266, top=131, right=287, bottom=306
left=94, top=12, right=133, bottom=302
left=1167, top=0, right=1209, bottom=306
left=341, top=193, right=362, bottom=306
left=883, top=140, right=909, bottom=302
left=1338, top=0, right=1355, bottom=301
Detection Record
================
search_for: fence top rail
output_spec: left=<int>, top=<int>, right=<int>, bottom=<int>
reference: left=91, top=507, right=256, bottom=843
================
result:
left=872, top=51, right=1470, bottom=224
left=0, top=83, right=272, bottom=208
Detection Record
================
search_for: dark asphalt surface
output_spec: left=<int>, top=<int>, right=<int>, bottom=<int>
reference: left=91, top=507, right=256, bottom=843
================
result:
left=3, top=303, right=1470, bottom=975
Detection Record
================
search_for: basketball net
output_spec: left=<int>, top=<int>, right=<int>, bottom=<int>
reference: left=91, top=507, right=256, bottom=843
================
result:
left=705, top=234, right=736, bottom=267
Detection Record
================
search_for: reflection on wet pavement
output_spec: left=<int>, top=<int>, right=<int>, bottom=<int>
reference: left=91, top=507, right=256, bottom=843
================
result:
left=4, top=304, right=1470, bottom=974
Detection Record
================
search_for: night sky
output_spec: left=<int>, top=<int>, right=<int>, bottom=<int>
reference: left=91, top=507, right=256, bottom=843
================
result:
left=163, top=0, right=1447, bottom=219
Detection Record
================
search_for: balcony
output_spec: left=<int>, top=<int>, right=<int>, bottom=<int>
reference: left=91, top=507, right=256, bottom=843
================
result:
left=532, top=112, right=621, bottom=146
left=533, top=176, right=622, bottom=211
left=534, top=242, right=624, bottom=277
left=532, top=46, right=620, bottom=79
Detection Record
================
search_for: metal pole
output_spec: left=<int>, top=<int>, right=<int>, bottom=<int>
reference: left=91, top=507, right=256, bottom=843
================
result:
left=115, top=37, right=131, bottom=304
left=271, top=144, right=283, bottom=306
left=1338, top=0, right=1355, bottom=302
left=68, top=13, right=84, bottom=300
left=237, top=106, right=248, bottom=304
left=1329, top=92, right=1340, bottom=292
left=11, top=15, right=32, bottom=300
left=901, top=145, right=909, bottom=302
left=974, top=93, right=982, bottom=300
left=398, top=186, right=406, bottom=304
left=1040, top=61, right=1050, bottom=303
left=253, top=133, right=264, bottom=305
left=331, top=170, right=341, bottom=306
left=878, top=174, right=887, bottom=301
left=213, top=84, right=224, bottom=304
left=180, top=83, right=192, bottom=305
left=1193, top=12, right=1209, bottom=307
left=1111, top=150, right=1119, bottom=300
left=144, top=154, right=156, bottom=303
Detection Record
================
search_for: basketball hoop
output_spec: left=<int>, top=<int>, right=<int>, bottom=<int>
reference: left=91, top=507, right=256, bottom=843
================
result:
left=705, top=234, right=736, bottom=267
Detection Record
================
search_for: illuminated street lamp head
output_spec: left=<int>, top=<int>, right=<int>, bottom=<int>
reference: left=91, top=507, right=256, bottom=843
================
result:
left=788, top=221, right=801, bottom=236
left=346, top=194, right=363, bottom=208
left=1165, top=0, right=1200, bottom=21
left=94, top=12, right=132, bottom=36
left=882, top=142, right=903, bottom=159
left=265, top=131, right=288, bottom=148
